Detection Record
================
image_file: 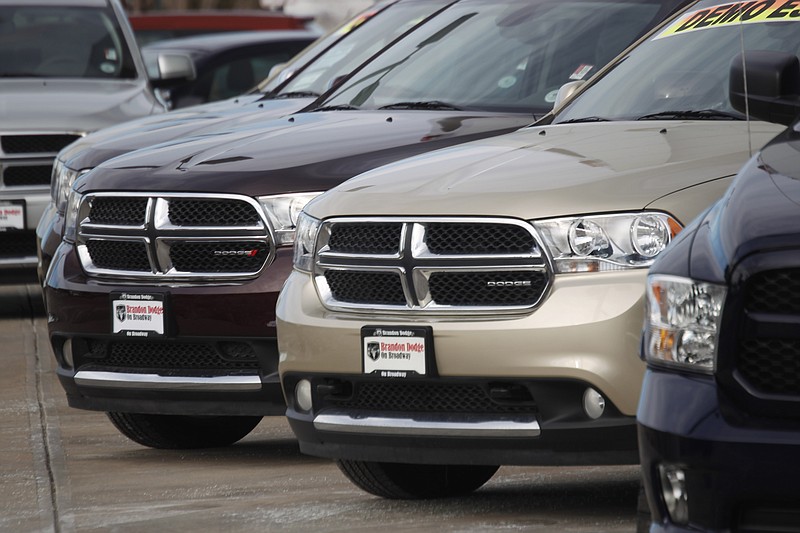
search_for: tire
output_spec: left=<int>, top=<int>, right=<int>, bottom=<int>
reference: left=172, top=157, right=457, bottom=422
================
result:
left=336, top=459, right=499, bottom=499
left=107, top=412, right=262, bottom=449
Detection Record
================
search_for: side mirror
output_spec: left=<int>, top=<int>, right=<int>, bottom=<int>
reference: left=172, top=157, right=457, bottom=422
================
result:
left=147, top=52, right=196, bottom=88
left=268, top=62, right=288, bottom=81
left=553, top=80, right=586, bottom=109
left=730, top=50, right=800, bottom=125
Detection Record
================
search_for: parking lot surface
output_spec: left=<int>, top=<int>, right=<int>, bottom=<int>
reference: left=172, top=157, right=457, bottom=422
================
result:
left=2, top=282, right=643, bottom=532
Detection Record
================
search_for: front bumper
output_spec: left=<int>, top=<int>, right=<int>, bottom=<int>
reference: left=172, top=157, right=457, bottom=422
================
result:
left=638, top=369, right=800, bottom=532
left=277, top=268, right=650, bottom=465
left=43, top=242, right=294, bottom=416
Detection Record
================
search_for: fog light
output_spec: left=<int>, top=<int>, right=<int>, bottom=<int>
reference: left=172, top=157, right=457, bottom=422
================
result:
left=62, top=339, right=74, bottom=369
left=295, top=379, right=313, bottom=413
left=583, top=387, right=605, bottom=419
left=659, top=465, right=689, bottom=525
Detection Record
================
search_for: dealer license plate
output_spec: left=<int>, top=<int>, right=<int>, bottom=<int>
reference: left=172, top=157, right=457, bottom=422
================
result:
left=0, top=201, right=25, bottom=230
left=361, top=326, right=432, bottom=378
left=111, top=293, right=165, bottom=338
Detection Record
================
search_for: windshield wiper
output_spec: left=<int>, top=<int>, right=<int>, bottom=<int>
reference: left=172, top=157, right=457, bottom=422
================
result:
left=637, top=109, right=744, bottom=121
left=557, top=116, right=612, bottom=124
left=312, top=104, right=360, bottom=112
left=379, top=100, right=462, bottom=111
left=274, top=91, right=321, bottom=99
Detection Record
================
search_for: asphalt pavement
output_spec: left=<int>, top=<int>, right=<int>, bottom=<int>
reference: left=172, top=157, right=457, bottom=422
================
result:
left=1, top=281, right=644, bottom=532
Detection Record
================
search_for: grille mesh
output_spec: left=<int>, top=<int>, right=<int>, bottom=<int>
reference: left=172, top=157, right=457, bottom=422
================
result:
left=0, top=230, right=36, bottom=258
left=169, top=241, right=268, bottom=273
left=1, top=134, right=80, bottom=154
left=328, top=223, right=402, bottom=254
left=86, top=240, right=151, bottom=271
left=429, top=271, right=548, bottom=306
left=3, top=165, right=52, bottom=186
left=327, top=382, right=533, bottom=413
left=83, top=340, right=259, bottom=370
left=326, top=270, right=406, bottom=305
left=89, top=197, right=148, bottom=225
left=426, top=223, right=535, bottom=254
left=746, top=270, right=800, bottom=314
left=738, top=339, right=800, bottom=395
left=168, top=199, right=260, bottom=226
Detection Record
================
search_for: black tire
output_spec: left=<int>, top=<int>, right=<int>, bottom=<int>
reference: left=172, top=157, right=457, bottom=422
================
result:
left=336, top=459, right=499, bottom=499
left=107, top=412, right=262, bottom=449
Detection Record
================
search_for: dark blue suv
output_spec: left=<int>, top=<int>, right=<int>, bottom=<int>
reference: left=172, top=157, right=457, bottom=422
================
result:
left=638, top=50, right=800, bottom=532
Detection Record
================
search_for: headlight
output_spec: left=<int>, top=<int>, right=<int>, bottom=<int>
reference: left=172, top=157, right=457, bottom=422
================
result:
left=258, top=192, right=322, bottom=246
left=532, top=212, right=681, bottom=273
left=293, top=211, right=321, bottom=272
left=51, top=159, right=90, bottom=214
left=643, top=275, right=727, bottom=373
left=63, top=190, right=83, bottom=243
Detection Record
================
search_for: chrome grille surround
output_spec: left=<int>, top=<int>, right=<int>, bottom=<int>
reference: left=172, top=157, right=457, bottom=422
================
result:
left=76, top=192, right=275, bottom=280
left=314, top=217, right=553, bottom=315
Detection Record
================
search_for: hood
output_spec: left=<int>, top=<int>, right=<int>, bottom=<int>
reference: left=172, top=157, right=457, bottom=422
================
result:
left=308, top=121, right=784, bottom=225
left=60, top=94, right=312, bottom=170
left=712, top=123, right=800, bottom=272
left=76, top=110, right=534, bottom=196
left=0, top=79, right=160, bottom=133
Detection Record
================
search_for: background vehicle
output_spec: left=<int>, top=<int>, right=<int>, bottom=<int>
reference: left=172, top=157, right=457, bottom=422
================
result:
left=142, top=30, right=319, bottom=109
left=276, top=0, right=794, bottom=499
left=638, top=53, right=800, bottom=532
left=0, top=0, right=168, bottom=274
left=40, top=0, right=687, bottom=450
left=36, top=0, right=442, bottom=283
left=129, top=10, right=311, bottom=45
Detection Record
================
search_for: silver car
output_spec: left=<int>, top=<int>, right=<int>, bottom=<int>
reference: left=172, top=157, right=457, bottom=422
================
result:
left=0, top=0, right=168, bottom=272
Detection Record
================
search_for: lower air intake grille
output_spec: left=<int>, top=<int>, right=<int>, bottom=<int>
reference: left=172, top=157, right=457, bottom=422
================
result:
left=82, top=340, right=259, bottom=370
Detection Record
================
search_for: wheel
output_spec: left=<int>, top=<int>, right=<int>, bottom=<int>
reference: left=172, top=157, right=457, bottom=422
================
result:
left=336, top=459, right=499, bottom=499
left=107, top=412, right=262, bottom=449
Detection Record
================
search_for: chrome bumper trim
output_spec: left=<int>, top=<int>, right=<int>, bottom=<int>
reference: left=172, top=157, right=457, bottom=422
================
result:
left=74, top=371, right=262, bottom=391
left=313, top=410, right=541, bottom=437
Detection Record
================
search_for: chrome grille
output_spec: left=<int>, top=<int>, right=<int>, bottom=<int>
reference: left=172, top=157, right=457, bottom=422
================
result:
left=315, top=217, right=551, bottom=314
left=76, top=192, right=274, bottom=280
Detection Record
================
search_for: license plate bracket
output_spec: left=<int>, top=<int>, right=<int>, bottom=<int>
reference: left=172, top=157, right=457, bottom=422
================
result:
left=0, top=200, right=25, bottom=231
left=111, top=293, right=166, bottom=338
left=361, top=325, right=436, bottom=378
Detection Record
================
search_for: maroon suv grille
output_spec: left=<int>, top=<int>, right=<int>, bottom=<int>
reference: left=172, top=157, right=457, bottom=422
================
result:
left=746, top=270, right=800, bottom=314
left=1, top=134, right=80, bottom=154
left=169, top=241, right=269, bottom=273
left=168, top=199, right=260, bottom=226
left=86, top=240, right=151, bottom=272
left=82, top=340, right=259, bottom=370
left=88, top=197, right=148, bottom=225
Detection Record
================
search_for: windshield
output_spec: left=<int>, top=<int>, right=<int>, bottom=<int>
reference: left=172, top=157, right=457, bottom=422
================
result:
left=555, top=0, right=800, bottom=123
left=0, top=5, right=137, bottom=79
left=319, top=0, right=666, bottom=113
left=260, top=1, right=450, bottom=96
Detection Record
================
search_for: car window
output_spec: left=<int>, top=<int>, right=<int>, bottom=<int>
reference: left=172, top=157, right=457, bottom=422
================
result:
left=265, top=1, right=448, bottom=96
left=555, top=0, right=800, bottom=122
left=321, top=0, right=667, bottom=113
left=0, top=5, right=137, bottom=79
left=207, top=50, right=304, bottom=102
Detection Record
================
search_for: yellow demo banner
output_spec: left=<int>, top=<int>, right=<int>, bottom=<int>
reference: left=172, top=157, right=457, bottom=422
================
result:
left=656, top=0, right=800, bottom=38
